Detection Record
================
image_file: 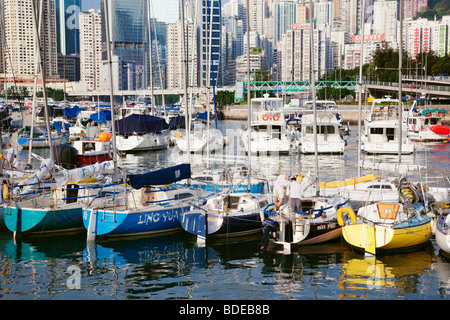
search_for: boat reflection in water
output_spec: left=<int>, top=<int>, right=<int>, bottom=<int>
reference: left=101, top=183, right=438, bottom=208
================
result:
left=338, top=245, right=434, bottom=299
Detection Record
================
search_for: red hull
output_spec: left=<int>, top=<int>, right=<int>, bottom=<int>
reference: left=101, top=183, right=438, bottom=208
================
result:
left=430, top=125, right=450, bottom=136
left=76, top=153, right=112, bottom=166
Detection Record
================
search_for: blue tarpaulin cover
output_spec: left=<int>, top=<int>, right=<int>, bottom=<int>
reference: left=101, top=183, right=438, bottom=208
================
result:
left=90, top=110, right=112, bottom=123
left=62, top=105, right=80, bottom=118
left=128, top=163, right=191, bottom=189
left=115, top=114, right=169, bottom=134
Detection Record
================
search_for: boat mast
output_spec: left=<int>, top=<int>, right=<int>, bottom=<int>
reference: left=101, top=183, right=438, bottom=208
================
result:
left=180, top=0, right=191, bottom=165
left=103, top=0, right=118, bottom=181
left=246, top=0, right=251, bottom=190
left=27, top=0, right=44, bottom=168
left=146, top=0, right=155, bottom=115
left=309, top=0, right=319, bottom=196
left=32, top=0, right=54, bottom=161
left=357, top=0, right=365, bottom=177
left=398, top=0, right=403, bottom=165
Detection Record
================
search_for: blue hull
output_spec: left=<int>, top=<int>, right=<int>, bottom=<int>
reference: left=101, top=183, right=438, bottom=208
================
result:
left=82, top=205, right=192, bottom=237
left=4, top=205, right=83, bottom=234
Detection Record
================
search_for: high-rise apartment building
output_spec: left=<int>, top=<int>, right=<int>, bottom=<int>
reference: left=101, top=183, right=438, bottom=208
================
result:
left=273, top=1, right=297, bottom=43
left=79, top=8, right=102, bottom=91
left=56, top=0, right=81, bottom=56
left=372, top=0, right=398, bottom=46
left=403, top=0, right=427, bottom=19
left=1, top=0, right=58, bottom=79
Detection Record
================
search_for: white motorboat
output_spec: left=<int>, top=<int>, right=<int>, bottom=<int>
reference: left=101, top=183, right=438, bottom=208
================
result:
left=241, top=94, right=297, bottom=154
left=405, top=102, right=450, bottom=142
left=174, top=121, right=224, bottom=153
left=297, top=110, right=347, bottom=154
left=361, top=97, right=415, bottom=154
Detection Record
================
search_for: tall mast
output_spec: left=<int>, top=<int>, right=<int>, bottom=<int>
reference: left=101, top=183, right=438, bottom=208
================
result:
left=357, top=0, right=365, bottom=177
left=32, top=0, right=54, bottom=161
left=309, top=0, right=319, bottom=196
left=102, top=0, right=118, bottom=181
left=398, top=0, right=403, bottom=165
left=246, top=0, right=251, bottom=190
left=180, top=0, right=191, bottom=164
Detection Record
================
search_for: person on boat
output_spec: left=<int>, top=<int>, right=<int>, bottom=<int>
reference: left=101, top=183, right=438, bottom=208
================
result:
left=287, top=176, right=303, bottom=216
left=4, top=143, right=14, bottom=168
left=11, top=154, right=19, bottom=170
left=273, top=173, right=289, bottom=211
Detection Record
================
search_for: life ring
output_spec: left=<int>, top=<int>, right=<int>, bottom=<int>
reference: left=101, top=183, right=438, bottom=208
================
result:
left=273, top=114, right=279, bottom=121
left=176, top=132, right=182, bottom=138
left=262, top=114, right=269, bottom=121
left=3, top=184, right=9, bottom=200
left=337, top=207, right=357, bottom=226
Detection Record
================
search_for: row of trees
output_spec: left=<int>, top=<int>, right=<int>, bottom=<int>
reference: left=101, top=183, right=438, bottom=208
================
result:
left=0, top=87, right=66, bottom=103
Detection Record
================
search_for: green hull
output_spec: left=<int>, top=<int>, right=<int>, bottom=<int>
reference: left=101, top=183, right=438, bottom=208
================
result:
left=4, top=205, right=83, bottom=234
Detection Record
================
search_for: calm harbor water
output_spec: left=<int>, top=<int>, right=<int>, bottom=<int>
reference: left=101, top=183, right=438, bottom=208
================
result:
left=2, top=120, right=450, bottom=301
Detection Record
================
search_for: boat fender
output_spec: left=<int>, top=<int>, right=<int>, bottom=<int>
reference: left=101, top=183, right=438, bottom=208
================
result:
left=337, top=207, right=356, bottom=226
left=2, top=184, right=9, bottom=200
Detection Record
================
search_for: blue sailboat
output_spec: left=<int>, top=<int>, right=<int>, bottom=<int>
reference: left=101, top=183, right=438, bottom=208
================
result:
left=83, top=163, right=213, bottom=241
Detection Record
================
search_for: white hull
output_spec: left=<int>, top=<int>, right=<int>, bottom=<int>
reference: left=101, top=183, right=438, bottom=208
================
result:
left=436, top=228, right=450, bottom=255
left=176, top=129, right=224, bottom=153
left=116, top=132, right=170, bottom=151
left=300, top=136, right=345, bottom=154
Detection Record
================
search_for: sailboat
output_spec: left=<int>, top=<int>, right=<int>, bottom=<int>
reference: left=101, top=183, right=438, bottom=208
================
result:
left=180, top=0, right=271, bottom=244
left=259, top=2, right=349, bottom=254
left=435, top=202, right=450, bottom=258
left=83, top=163, right=213, bottom=240
left=340, top=176, right=432, bottom=255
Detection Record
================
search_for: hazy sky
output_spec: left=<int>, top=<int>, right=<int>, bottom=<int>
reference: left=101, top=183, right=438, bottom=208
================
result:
left=81, top=0, right=180, bottom=23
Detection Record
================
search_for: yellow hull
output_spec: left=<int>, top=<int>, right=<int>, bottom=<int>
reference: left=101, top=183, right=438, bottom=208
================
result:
left=342, top=221, right=431, bottom=253
left=318, top=174, right=380, bottom=189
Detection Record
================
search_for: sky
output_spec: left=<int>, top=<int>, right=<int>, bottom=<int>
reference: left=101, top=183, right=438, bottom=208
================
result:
left=81, top=0, right=180, bottom=23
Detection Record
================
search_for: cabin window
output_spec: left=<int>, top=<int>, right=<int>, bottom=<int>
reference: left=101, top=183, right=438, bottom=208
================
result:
left=386, top=128, right=395, bottom=141
left=272, top=125, right=281, bottom=139
left=370, top=128, right=384, bottom=135
left=175, top=193, right=193, bottom=200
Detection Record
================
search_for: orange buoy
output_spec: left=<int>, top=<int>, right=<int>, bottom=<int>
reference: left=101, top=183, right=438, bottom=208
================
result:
left=98, top=132, right=111, bottom=142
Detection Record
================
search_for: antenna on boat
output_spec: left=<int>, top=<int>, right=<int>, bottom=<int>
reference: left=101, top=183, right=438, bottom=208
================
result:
left=102, top=0, right=119, bottom=182
left=357, top=0, right=365, bottom=177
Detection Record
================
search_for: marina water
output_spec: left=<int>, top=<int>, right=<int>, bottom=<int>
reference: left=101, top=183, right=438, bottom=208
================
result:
left=1, top=120, right=450, bottom=301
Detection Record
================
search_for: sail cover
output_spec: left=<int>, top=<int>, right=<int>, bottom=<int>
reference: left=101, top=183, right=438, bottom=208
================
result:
left=128, top=163, right=191, bottom=189
left=62, top=105, right=80, bottom=118
left=115, top=114, right=169, bottom=134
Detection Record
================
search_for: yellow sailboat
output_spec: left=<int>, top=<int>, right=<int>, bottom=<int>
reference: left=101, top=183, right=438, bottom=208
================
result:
left=339, top=178, right=432, bottom=255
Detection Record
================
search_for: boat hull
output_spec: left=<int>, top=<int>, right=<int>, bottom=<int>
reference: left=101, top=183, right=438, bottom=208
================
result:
left=436, top=227, right=450, bottom=257
left=342, top=219, right=431, bottom=253
left=116, top=132, right=170, bottom=152
left=76, top=152, right=112, bottom=166
left=181, top=210, right=262, bottom=239
left=82, top=205, right=191, bottom=237
left=3, top=205, right=83, bottom=234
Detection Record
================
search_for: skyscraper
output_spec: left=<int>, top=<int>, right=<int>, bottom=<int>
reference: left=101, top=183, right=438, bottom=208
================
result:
left=56, top=0, right=81, bottom=55
left=79, top=8, right=102, bottom=91
left=2, top=0, right=58, bottom=79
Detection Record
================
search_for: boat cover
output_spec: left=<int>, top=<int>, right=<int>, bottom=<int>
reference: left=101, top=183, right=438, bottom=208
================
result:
left=90, top=110, right=112, bottom=123
left=115, top=114, right=169, bottom=134
left=422, top=109, right=447, bottom=116
left=62, top=105, right=80, bottom=118
left=128, top=163, right=191, bottom=189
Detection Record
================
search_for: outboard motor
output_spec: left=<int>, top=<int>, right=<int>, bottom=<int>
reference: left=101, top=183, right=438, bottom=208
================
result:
left=260, top=218, right=278, bottom=252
